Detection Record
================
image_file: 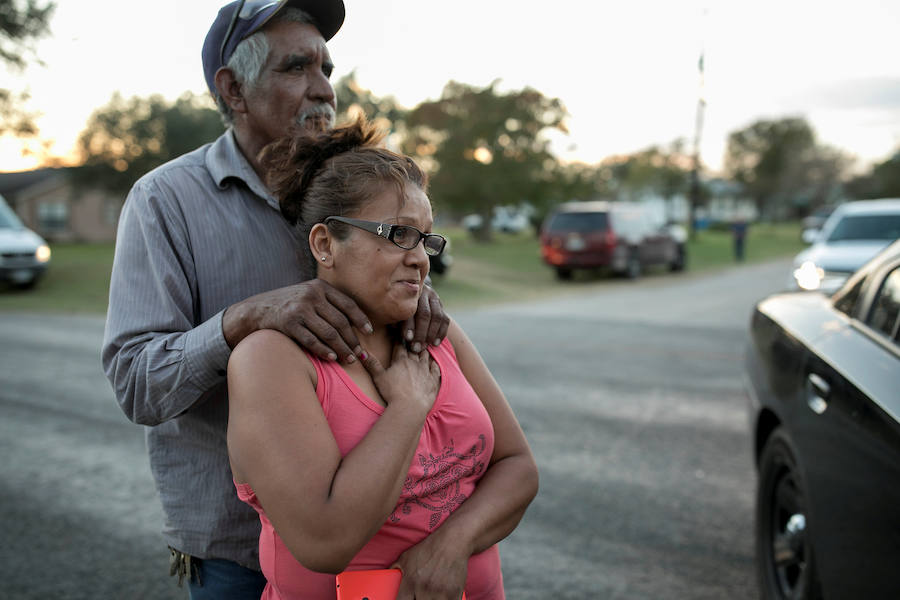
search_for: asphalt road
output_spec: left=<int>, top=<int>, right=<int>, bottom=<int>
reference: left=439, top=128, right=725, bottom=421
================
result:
left=0, top=258, right=793, bottom=599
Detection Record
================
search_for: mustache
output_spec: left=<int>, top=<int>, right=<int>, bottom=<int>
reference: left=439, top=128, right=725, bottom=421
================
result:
left=297, top=104, right=336, bottom=130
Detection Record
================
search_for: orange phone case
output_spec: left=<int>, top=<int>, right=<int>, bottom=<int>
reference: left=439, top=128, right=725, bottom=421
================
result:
left=335, top=568, right=466, bottom=600
left=335, top=569, right=401, bottom=600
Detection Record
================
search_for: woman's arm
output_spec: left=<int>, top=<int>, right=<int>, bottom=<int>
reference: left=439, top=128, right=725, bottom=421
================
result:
left=227, top=328, right=440, bottom=573
left=393, top=318, right=539, bottom=599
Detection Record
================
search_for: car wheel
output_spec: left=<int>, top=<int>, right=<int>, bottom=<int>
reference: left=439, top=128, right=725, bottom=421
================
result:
left=555, top=267, right=573, bottom=280
left=669, top=245, right=686, bottom=272
left=428, top=254, right=447, bottom=275
left=13, top=277, right=39, bottom=290
left=756, top=429, right=822, bottom=600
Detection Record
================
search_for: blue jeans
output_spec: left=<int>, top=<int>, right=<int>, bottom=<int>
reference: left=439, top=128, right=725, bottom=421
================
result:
left=188, top=558, right=267, bottom=600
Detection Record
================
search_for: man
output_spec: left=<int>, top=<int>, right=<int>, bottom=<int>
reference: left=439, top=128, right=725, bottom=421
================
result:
left=102, top=1, right=448, bottom=597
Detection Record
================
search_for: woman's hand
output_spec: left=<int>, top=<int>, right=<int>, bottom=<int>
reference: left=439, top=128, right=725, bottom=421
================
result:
left=363, top=340, right=441, bottom=414
left=392, top=533, right=469, bottom=600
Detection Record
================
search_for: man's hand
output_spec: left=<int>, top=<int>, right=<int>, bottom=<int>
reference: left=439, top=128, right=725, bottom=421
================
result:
left=402, top=284, right=450, bottom=353
left=223, top=279, right=372, bottom=363
left=391, top=533, right=469, bottom=600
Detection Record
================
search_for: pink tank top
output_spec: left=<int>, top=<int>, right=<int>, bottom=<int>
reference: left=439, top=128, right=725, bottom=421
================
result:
left=235, top=339, right=504, bottom=600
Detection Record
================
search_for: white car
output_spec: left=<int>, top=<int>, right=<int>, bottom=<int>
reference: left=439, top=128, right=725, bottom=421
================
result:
left=462, top=204, right=533, bottom=234
left=790, top=198, right=900, bottom=293
left=0, top=193, right=51, bottom=288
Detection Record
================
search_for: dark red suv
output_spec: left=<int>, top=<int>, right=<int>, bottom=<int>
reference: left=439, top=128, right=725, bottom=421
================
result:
left=540, top=201, right=685, bottom=280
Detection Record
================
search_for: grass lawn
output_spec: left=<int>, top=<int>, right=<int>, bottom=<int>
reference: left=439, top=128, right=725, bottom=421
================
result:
left=0, top=243, right=114, bottom=313
left=0, top=223, right=806, bottom=314
left=430, top=222, right=806, bottom=309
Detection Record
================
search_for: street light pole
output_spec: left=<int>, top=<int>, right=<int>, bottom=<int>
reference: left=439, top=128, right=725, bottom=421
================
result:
left=689, top=9, right=707, bottom=239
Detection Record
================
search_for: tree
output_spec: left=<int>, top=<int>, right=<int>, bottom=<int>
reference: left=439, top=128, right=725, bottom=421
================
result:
left=1, top=0, right=56, bottom=136
left=723, top=117, right=821, bottom=220
left=73, top=92, right=224, bottom=194
left=604, top=142, right=692, bottom=205
left=846, top=148, right=900, bottom=200
left=404, top=80, right=568, bottom=240
left=334, top=71, right=408, bottom=129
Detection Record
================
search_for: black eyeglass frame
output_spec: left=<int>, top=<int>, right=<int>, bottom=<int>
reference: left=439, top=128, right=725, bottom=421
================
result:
left=324, top=216, right=447, bottom=256
left=219, top=0, right=282, bottom=67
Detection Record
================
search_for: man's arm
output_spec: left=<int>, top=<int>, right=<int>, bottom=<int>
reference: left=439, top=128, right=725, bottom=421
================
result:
left=102, top=179, right=232, bottom=425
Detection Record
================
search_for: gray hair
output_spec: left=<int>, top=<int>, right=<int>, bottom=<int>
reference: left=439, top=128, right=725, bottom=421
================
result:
left=215, top=8, right=317, bottom=126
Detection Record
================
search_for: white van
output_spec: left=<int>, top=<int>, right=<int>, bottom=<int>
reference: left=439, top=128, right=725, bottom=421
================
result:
left=0, top=193, right=51, bottom=288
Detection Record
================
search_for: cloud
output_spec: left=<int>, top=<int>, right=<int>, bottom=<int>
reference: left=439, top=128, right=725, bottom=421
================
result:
left=803, top=77, right=900, bottom=110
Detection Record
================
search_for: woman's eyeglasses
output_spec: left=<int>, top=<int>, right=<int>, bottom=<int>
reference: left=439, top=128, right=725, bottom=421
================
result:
left=324, top=216, right=447, bottom=256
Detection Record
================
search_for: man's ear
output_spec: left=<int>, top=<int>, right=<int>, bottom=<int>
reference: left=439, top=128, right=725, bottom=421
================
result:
left=214, top=67, right=247, bottom=115
left=309, top=223, right=334, bottom=267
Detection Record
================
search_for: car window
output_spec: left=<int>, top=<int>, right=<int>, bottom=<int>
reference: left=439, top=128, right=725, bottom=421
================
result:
left=834, top=276, right=865, bottom=317
left=826, top=214, right=900, bottom=242
left=867, top=267, right=900, bottom=342
left=548, top=212, right=608, bottom=232
left=0, top=196, right=25, bottom=229
left=612, top=210, right=642, bottom=237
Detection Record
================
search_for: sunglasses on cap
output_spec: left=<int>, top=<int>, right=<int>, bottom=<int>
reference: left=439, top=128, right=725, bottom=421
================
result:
left=219, top=0, right=281, bottom=66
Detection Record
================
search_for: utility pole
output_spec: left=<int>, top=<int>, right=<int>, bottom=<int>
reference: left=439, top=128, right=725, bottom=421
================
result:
left=689, top=8, right=708, bottom=239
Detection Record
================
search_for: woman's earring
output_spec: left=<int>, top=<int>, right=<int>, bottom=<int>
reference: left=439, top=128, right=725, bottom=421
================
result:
left=321, top=256, right=327, bottom=261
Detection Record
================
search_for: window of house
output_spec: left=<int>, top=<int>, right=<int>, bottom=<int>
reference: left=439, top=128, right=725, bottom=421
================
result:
left=38, top=201, right=68, bottom=233
left=104, top=199, right=121, bottom=226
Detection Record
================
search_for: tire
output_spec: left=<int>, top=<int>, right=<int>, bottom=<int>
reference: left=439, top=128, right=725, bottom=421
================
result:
left=428, top=254, right=447, bottom=275
left=756, top=429, right=822, bottom=600
left=13, top=277, right=39, bottom=290
left=669, top=245, right=686, bottom=272
left=555, top=267, right=573, bottom=280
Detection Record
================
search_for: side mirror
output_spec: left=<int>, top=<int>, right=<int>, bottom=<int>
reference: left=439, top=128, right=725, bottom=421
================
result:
left=801, top=228, right=820, bottom=244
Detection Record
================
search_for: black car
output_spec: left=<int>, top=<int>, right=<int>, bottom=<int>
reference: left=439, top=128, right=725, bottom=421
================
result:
left=745, top=239, right=900, bottom=599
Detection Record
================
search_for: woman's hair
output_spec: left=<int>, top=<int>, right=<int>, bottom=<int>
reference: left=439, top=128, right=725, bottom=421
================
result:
left=261, top=115, right=429, bottom=274
left=215, top=8, right=316, bottom=126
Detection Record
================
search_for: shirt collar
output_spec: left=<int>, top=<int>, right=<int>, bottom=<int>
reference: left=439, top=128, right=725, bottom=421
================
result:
left=206, top=129, right=281, bottom=212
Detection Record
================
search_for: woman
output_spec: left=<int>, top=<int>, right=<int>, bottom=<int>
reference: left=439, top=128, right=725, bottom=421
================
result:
left=226, top=117, right=538, bottom=600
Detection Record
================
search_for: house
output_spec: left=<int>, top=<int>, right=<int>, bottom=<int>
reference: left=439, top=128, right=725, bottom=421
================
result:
left=0, top=168, right=123, bottom=242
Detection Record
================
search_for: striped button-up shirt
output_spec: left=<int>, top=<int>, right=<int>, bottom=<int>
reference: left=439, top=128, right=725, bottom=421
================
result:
left=102, top=130, right=309, bottom=569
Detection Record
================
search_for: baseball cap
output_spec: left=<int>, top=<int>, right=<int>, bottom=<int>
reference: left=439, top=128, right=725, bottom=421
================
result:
left=202, top=0, right=346, bottom=96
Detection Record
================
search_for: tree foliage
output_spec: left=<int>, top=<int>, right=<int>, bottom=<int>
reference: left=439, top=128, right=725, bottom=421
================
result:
left=0, top=0, right=56, bottom=136
left=845, top=149, right=900, bottom=200
left=723, top=117, right=850, bottom=219
left=73, top=92, right=224, bottom=194
left=604, top=141, right=692, bottom=202
left=404, top=80, right=568, bottom=239
left=0, top=0, right=54, bottom=68
left=335, top=71, right=407, bottom=128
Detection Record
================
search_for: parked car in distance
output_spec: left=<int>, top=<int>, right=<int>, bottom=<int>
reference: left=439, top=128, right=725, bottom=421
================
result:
left=790, top=198, right=900, bottom=293
left=800, top=204, right=837, bottom=240
left=539, top=201, right=685, bottom=280
left=428, top=237, right=452, bottom=276
left=462, top=204, right=533, bottom=234
left=745, top=239, right=900, bottom=599
left=0, top=193, right=51, bottom=289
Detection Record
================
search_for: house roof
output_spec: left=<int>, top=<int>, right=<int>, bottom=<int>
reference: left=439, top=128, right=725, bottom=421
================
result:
left=0, top=168, right=69, bottom=197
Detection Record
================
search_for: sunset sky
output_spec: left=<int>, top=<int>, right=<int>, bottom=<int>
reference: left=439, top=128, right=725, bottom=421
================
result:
left=2, top=0, right=899, bottom=174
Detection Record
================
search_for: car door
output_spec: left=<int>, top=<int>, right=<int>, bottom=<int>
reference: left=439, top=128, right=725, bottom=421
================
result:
left=791, top=262, right=900, bottom=596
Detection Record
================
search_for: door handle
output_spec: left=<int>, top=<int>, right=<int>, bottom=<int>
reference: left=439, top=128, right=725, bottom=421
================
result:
left=807, top=372, right=830, bottom=414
